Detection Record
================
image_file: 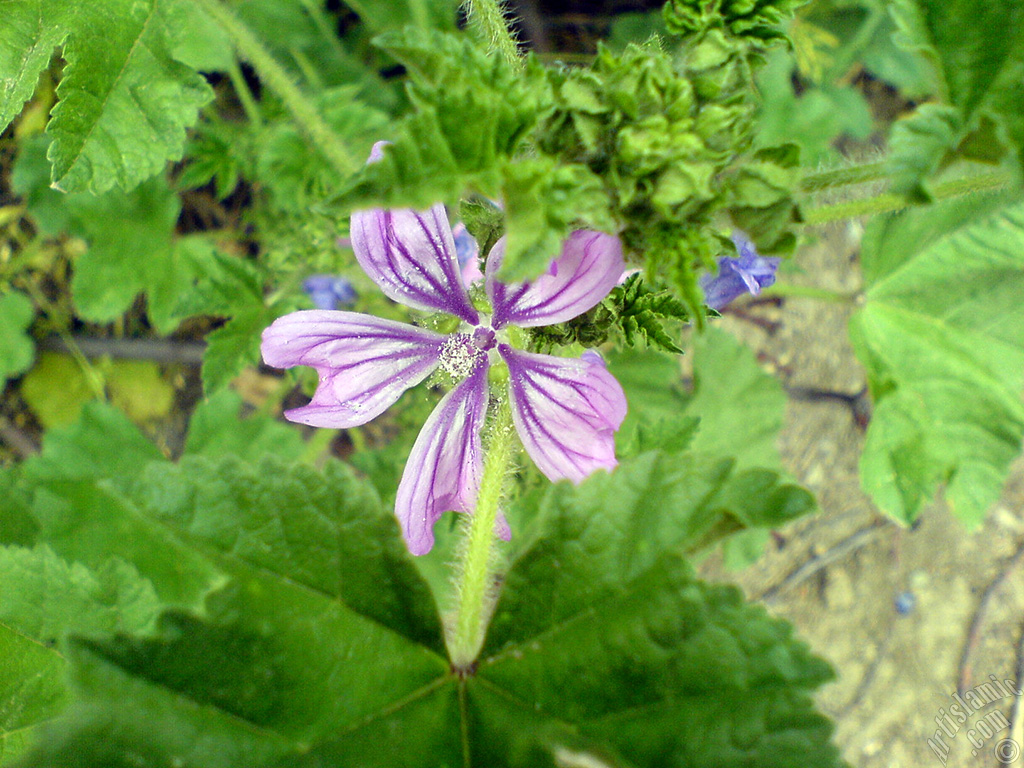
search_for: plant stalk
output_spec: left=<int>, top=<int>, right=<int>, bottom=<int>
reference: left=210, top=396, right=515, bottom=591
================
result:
left=194, top=0, right=359, bottom=177
left=461, top=0, right=521, bottom=66
left=448, top=394, right=516, bottom=668
left=799, top=160, right=889, bottom=192
left=803, top=171, right=1014, bottom=224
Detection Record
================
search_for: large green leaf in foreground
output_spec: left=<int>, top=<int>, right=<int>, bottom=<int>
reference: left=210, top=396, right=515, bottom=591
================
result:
left=851, top=193, right=1024, bottom=524
left=10, top=417, right=836, bottom=767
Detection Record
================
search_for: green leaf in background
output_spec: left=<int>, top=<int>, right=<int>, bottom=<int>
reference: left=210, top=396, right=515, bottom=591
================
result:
left=13, top=138, right=192, bottom=332
left=888, top=0, right=1024, bottom=190
left=685, top=326, right=787, bottom=471
left=892, top=0, right=1023, bottom=120
left=850, top=194, right=1024, bottom=524
left=345, top=0, right=457, bottom=33
left=20, top=353, right=174, bottom=429
left=65, top=177, right=184, bottom=327
left=755, top=49, right=873, bottom=164
left=0, top=291, right=36, bottom=382
left=0, top=620, right=65, bottom=766
left=104, top=360, right=175, bottom=425
left=19, top=353, right=97, bottom=429
left=20, top=402, right=163, bottom=487
left=183, top=390, right=305, bottom=462
left=607, top=347, right=689, bottom=454
left=0, top=0, right=214, bottom=193
left=610, top=327, right=797, bottom=566
left=201, top=305, right=277, bottom=393
left=0, top=470, right=38, bottom=547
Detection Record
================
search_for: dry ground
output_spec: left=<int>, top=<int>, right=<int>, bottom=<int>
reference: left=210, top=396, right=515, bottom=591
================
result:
left=701, top=224, right=1024, bottom=768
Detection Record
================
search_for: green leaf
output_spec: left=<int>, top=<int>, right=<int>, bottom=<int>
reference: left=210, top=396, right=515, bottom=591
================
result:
left=887, top=0, right=1024, bottom=187
left=607, top=273, right=689, bottom=353
left=0, top=290, right=35, bottom=382
left=19, top=353, right=96, bottom=429
left=0, top=622, right=66, bottom=766
left=44, top=0, right=213, bottom=193
left=755, top=50, right=872, bottom=164
left=851, top=195, right=1024, bottom=524
left=886, top=103, right=962, bottom=199
left=19, top=403, right=223, bottom=607
left=891, top=0, right=1024, bottom=120
left=67, top=176, right=184, bottom=328
left=128, top=454, right=445, bottom=651
left=344, top=0, right=457, bottom=33
left=491, top=449, right=814, bottom=648
left=17, top=450, right=831, bottom=768
left=685, top=326, right=786, bottom=471
left=606, top=347, right=690, bottom=455
left=12, top=143, right=197, bottom=332
left=472, top=448, right=830, bottom=767
left=22, top=402, right=163, bottom=486
left=0, top=0, right=69, bottom=131
left=0, top=470, right=38, bottom=547
left=29, top=483, right=223, bottom=609
left=0, top=545, right=160, bottom=643
left=201, top=305, right=276, bottom=393
left=0, top=545, right=161, bottom=763
left=105, top=360, right=175, bottom=424
left=184, top=390, right=305, bottom=462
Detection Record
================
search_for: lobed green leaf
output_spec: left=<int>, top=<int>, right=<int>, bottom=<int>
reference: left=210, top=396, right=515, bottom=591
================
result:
left=851, top=195, right=1024, bottom=523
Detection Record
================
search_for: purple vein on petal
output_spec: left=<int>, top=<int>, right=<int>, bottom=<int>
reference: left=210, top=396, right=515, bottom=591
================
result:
left=499, top=345, right=626, bottom=483
left=351, top=205, right=479, bottom=324
left=395, top=365, right=490, bottom=555
left=261, top=310, right=445, bottom=429
left=488, top=231, right=624, bottom=329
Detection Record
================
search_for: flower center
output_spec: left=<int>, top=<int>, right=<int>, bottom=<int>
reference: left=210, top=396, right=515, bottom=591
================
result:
left=439, top=333, right=487, bottom=380
left=472, top=326, right=496, bottom=351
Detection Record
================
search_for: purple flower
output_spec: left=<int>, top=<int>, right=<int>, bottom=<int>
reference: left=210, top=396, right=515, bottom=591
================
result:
left=262, top=201, right=627, bottom=555
left=302, top=275, right=358, bottom=310
left=699, top=231, right=781, bottom=310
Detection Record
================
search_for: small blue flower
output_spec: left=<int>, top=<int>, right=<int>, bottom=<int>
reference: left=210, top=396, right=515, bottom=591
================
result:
left=894, top=590, right=916, bottom=615
left=302, top=275, right=358, bottom=310
left=451, top=222, right=478, bottom=268
left=700, top=231, right=781, bottom=310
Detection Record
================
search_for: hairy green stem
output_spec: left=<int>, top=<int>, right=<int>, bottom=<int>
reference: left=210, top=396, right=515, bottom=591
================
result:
left=296, top=0, right=350, bottom=65
left=448, top=395, right=516, bottom=668
left=194, top=0, right=358, bottom=177
left=799, top=161, right=888, bottom=192
left=461, top=0, right=521, bottom=66
left=226, top=58, right=262, bottom=127
left=803, top=171, right=1014, bottom=224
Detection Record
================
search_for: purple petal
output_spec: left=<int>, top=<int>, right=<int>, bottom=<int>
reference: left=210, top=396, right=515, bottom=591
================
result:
left=487, top=230, right=625, bottom=329
left=395, top=365, right=489, bottom=555
left=261, top=310, right=444, bottom=428
left=350, top=205, right=479, bottom=324
left=500, top=345, right=626, bottom=483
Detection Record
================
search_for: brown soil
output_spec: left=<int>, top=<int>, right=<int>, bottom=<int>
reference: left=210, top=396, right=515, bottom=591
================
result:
left=701, top=224, right=1024, bottom=768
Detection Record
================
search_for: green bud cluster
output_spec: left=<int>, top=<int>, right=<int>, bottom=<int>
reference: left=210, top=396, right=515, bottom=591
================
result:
left=663, top=0, right=808, bottom=46
left=533, top=26, right=801, bottom=315
left=528, top=273, right=690, bottom=354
